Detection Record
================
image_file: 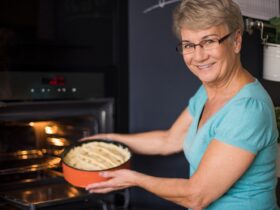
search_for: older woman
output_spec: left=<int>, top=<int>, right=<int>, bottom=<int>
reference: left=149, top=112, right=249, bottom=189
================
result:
left=85, top=0, right=279, bottom=209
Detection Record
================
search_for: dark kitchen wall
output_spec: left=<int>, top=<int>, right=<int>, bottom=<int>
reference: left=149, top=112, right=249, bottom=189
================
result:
left=128, top=1, right=199, bottom=132
left=128, top=1, right=196, bottom=210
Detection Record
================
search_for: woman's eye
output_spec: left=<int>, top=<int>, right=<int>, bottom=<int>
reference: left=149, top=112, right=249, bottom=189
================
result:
left=204, top=39, right=215, bottom=45
left=183, top=43, right=194, bottom=49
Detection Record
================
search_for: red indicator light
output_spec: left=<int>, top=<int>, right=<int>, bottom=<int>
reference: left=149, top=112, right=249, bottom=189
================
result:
left=49, top=76, right=65, bottom=86
left=42, top=76, right=65, bottom=86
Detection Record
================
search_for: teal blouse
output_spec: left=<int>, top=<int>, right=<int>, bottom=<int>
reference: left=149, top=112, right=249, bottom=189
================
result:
left=184, top=80, right=279, bottom=210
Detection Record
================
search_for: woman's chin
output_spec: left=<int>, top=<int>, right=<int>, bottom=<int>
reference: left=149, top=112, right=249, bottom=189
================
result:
left=197, top=74, right=217, bottom=84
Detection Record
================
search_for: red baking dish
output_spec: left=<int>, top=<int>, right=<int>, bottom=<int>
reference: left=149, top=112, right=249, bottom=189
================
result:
left=61, top=139, right=131, bottom=188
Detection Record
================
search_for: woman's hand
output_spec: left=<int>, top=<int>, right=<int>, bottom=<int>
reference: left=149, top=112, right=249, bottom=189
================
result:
left=80, top=133, right=112, bottom=141
left=85, top=169, right=139, bottom=194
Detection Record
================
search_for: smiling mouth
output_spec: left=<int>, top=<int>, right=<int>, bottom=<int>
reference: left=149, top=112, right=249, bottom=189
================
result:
left=196, top=63, right=215, bottom=70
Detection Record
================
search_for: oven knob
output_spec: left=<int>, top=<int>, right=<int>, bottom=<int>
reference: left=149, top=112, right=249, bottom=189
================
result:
left=57, top=88, right=61, bottom=92
left=41, top=88, right=45, bottom=92
left=30, top=88, right=35, bottom=93
left=62, top=88, right=66, bottom=92
left=72, top=88, right=77, bottom=92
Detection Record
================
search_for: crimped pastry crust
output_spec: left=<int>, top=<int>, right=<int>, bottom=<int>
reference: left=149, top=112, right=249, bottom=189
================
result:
left=64, top=141, right=131, bottom=170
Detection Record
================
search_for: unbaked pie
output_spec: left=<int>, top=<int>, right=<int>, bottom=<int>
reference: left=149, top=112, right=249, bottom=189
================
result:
left=63, top=141, right=131, bottom=170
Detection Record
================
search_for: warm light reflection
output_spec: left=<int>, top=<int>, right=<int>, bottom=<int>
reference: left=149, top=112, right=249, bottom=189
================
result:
left=48, top=158, right=61, bottom=167
left=30, top=165, right=38, bottom=171
left=21, top=155, right=28, bottom=159
left=16, top=150, right=44, bottom=156
left=23, top=190, right=32, bottom=195
left=45, top=125, right=58, bottom=134
left=67, top=187, right=80, bottom=197
left=27, top=121, right=65, bottom=137
left=20, top=151, right=28, bottom=155
left=52, top=149, right=65, bottom=156
left=47, top=137, right=67, bottom=147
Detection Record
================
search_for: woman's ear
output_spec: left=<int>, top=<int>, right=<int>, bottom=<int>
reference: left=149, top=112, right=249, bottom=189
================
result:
left=234, top=30, right=242, bottom=53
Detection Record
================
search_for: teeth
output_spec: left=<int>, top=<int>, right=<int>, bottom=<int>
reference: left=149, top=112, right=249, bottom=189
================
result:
left=197, top=64, right=212, bottom=69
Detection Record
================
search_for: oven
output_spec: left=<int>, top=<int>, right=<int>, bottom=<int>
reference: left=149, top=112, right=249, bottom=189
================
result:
left=0, top=72, right=130, bottom=210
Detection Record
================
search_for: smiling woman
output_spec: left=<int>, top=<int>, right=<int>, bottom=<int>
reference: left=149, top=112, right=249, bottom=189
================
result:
left=83, top=1, right=279, bottom=210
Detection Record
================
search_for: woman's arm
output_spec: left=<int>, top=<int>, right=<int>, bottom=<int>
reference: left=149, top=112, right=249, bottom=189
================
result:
left=82, top=108, right=193, bottom=155
left=87, top=139, right=255, bottom=209
left=135, top=140, right=255, bottom=208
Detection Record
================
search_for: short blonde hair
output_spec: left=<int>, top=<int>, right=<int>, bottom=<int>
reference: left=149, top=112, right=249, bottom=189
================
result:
left=173, top=0, right=244, bottom=39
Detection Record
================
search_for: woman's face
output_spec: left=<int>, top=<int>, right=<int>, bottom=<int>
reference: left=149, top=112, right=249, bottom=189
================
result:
left=180, top=25, right=242, bottom=86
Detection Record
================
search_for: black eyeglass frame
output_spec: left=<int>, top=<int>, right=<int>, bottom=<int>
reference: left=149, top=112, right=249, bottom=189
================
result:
left=176, top=31, right=234, bottom=54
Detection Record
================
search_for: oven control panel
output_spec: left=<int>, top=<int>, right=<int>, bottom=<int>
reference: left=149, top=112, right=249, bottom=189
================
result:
left=0, top=71, right=105, bottom=101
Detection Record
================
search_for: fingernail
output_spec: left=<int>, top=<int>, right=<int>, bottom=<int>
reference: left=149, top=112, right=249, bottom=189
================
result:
left=99, top=171, right=107, bottom=177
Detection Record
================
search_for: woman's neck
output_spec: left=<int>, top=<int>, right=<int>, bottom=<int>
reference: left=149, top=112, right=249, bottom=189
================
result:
left=204, top=66, right=254, bottom=101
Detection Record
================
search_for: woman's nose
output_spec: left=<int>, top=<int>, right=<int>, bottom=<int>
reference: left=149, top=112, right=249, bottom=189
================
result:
left=192, top=45, right=208, bottom=61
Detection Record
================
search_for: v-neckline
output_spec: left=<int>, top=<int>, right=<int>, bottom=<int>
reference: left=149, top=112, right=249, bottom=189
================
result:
left=195, top=79, right=258, bottom=134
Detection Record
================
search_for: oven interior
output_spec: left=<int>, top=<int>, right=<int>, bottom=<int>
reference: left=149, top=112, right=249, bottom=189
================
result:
left=0, top=99, right=130, bottom=210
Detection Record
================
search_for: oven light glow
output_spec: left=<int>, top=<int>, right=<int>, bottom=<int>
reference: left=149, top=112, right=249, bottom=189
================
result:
left=20, top=151, right=28, bottom=155
left=67, top=187, right=80, bottom=197
left=45, top=125, right=58, bottom=134
left=48, top=157, right=61, bottom=166
left=30, top=166, right=38, bottom=171
left=48, top=137, right=67, bottom=146
left=29, top=122, right=34, bottom=126
left=23, top=190, right=32, bottom=195
left=45, top=126, right=53, bottom=134
left=21, top=155, right=28, bottom=159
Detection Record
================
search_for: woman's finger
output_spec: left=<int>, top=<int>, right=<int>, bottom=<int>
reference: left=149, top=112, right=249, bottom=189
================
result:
left=89, top=187, right=117, bottom=194
left=80, top=133, right=112, bottom=142
left=86, top=180, right=113, bottom=190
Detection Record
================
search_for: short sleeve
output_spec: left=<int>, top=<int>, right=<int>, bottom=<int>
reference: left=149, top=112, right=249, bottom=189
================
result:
left=188, top=85, right=206, bottom=117
left=214, top=98, right=276, bottom=154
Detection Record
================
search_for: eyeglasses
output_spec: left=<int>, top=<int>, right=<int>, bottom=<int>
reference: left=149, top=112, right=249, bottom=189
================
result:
left=176, top=32, right=233, bottom=55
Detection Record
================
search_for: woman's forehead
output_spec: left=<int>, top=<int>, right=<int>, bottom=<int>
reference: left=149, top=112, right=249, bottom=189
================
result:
left=180, top=25, right=228, bottom=41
